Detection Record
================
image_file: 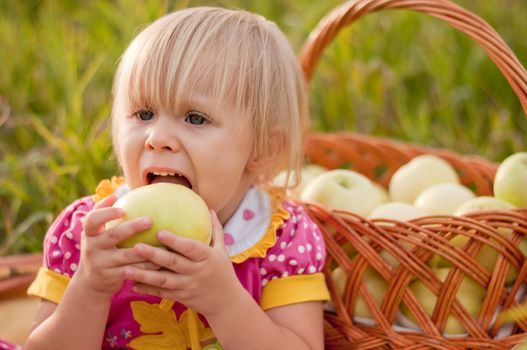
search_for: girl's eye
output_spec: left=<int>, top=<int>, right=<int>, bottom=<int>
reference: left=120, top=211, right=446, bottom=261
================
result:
left=135, top=109, right=154, bottom=121
left=185, top=112, right=209, bottom=125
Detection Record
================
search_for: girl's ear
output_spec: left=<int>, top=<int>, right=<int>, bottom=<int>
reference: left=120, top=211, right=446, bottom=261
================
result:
left=246, top=130, right=284, bottom=174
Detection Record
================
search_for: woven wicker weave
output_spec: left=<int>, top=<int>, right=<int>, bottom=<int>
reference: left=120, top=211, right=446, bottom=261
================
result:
left=299, top=0, right=527, bottom=349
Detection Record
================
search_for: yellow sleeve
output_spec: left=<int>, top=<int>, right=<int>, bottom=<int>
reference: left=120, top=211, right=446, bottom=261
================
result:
left=260, top=272, right=329, bottom=310
left=27, top=267, right=70, bottom=304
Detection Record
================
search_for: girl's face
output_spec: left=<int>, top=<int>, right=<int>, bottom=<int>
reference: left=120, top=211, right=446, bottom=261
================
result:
left=115, top=94, right=258, bottom=224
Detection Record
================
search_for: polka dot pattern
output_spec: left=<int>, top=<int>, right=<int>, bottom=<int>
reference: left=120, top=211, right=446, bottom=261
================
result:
left=259, top=203, right=326, bottom=285
left=42, top=196, right=93, bottom=278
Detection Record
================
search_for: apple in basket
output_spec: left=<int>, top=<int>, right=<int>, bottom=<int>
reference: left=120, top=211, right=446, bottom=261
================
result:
left=493, top=152, right=527, bottom=207
left=372, top=182, right=390, bottom=204
left=107, top=183, right=212, bottom=248
left=430, top=196, right=524, bottom=285
left=301, top=169, right=384, bottom=217
left=368, top=202, right=427, bottom=268
left=273, top=163, right=328, bottom=197
left=389, top=155, right=459, bottom=204
left=332, top=266, right=388, bottom=319
left=414, top=182, right=476, bottom=215
left=401, top=267, right=485, bottom=335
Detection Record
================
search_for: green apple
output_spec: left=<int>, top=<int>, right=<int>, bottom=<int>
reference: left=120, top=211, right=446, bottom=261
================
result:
left=108, top=183, right=212, bottom=248
left=455, top=196, right=516, bottom=216
left=300, top=169, right=384, bottom=217
left=414, top=183, right=476, bottom=215
left=368, top=202, right=426, bottom=221
left=494, top=152, right=527, bottom=207
left=389, top=155, right=459, bottom=204
left=368, top=202, right=427, bottom=267
left=401, top=267, right=485, bottom=334
left=372, top=183, right=390, bottom=204
left=332, top=266, right=387, bottom=319
left=434, top=195, right=524, bottom=285
left=273, top=163, right=328, bottom=197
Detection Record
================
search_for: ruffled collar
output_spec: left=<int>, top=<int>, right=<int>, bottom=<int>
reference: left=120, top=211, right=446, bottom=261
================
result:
left=95, top=178, right=289, bottom=264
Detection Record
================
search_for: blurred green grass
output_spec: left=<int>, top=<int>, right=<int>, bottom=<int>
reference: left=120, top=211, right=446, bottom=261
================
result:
left=1, top=0, right=526, bottom=255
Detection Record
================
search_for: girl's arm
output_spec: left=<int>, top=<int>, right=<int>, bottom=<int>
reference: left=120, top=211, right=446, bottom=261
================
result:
left=206, top=296, right=324, bottom=350
left=25, top=279, right=113, bottom=350
left=25, top=195, right=155, bottom=350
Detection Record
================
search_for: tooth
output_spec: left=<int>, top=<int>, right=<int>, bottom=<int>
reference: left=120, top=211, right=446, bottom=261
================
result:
left=151, top=171, right=178, bottom=177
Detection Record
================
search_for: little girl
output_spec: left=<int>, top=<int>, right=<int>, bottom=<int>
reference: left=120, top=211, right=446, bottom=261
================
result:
left=24, top=6, right=329, bottom=350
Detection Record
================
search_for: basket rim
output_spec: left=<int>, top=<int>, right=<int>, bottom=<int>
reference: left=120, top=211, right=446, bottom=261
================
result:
left=300, top=0, right=527, bottom=117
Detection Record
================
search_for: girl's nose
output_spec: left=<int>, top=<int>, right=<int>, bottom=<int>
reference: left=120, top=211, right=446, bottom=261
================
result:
left=145, top=122, right=180, bottom=152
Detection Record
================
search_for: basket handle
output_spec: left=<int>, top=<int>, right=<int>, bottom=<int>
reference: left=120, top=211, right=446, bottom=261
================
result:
left=300, top=0, right=527, bottom=117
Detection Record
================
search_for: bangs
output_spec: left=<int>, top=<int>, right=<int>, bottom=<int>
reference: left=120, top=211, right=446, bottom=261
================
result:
left=119, top=9, right=265, bottom=118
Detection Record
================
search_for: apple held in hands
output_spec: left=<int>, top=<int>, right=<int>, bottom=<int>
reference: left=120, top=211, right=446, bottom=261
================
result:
left=493, top=152, right=527, bottom=207
left=107, top=183, right=212, bottom=248
left=301, top=169, right=384, bottom=217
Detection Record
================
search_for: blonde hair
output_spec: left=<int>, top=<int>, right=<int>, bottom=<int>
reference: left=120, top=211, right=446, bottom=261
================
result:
left=111, top=7, right=308, bottom=187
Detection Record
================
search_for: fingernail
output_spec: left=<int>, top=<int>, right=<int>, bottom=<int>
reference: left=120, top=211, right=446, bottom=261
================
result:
left=157, top=231, right=172, bottom=240
left=141, top=217, right=152, bottom=226
left=135, top=243, right=147, bottom=252
left=124, top=267, right=133, bottom=278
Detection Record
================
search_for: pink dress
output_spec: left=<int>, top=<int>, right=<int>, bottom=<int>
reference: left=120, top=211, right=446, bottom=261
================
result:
left=26, top=183, right=329, bottom=349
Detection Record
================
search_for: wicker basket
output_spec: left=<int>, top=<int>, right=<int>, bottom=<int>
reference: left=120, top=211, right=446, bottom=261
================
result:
left=0, top=253, right=41, bottom=294
left=299, top=0, right=527, bottom=349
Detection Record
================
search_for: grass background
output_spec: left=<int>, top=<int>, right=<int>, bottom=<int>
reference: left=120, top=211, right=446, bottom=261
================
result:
left=1, top=0, right=526, bottom=255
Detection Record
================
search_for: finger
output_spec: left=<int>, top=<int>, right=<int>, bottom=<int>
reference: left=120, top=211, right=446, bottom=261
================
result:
left=156, top=231, right=208, bottom=262
left=125, top=266, right=182, bottom=291
left=210, top=210, right=225, bottom=249
left=133, top=261, right=162, bottom=270
left=99, top=217, right=152, bottom=249
left=93, top=194, right=118, bottom=210
left=84, top=206, right=125, bottom=237
left=131, top=283, right=175, bottom=299
left=133, top=243, right=193, bottom=273
left=110, top=247, right=159, bottom=267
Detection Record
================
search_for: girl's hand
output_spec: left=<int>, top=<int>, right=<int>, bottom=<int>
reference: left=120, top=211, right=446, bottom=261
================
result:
left=126, top=210, right=245, bottom=317
left=74, top=195, right=157, bottom=297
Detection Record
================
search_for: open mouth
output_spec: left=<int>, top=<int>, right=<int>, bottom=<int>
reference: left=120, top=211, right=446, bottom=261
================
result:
left=146, top=171, right=192, bottom=189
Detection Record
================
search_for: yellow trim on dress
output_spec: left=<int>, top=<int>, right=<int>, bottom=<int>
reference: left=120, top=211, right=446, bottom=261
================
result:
left=94, top=176, right=126, bottom=202
left=260, top=273, right=330, bottom=310
left=229, top=188, right=290, bottom=264
left=27, top=267, right=70, bottom=303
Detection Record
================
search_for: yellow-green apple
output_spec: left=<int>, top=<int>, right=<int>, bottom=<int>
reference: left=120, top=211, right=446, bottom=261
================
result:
left=108, top=183, right=212, bottom=248
left=273, top=163, right=328, bottom=197
left=401, top=267, right=485, bottom=334
left=332, top=266, right=388, bottom=319
left=493, top=152, right=527, bottom=207
left=372, top=183, right=390, bottom=204
left=368, top=202, right=427, bottom=267
left=455, top=196, right=516, bottom=216
left=414, top=183, right=476, bottom=215
left=368, top=202, right=426, bottom=221
left=433, top=196, right=524, bottom=285
left=389, top=155, right=459, bottom=204
left=301, top=169, right=384, bottom=217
